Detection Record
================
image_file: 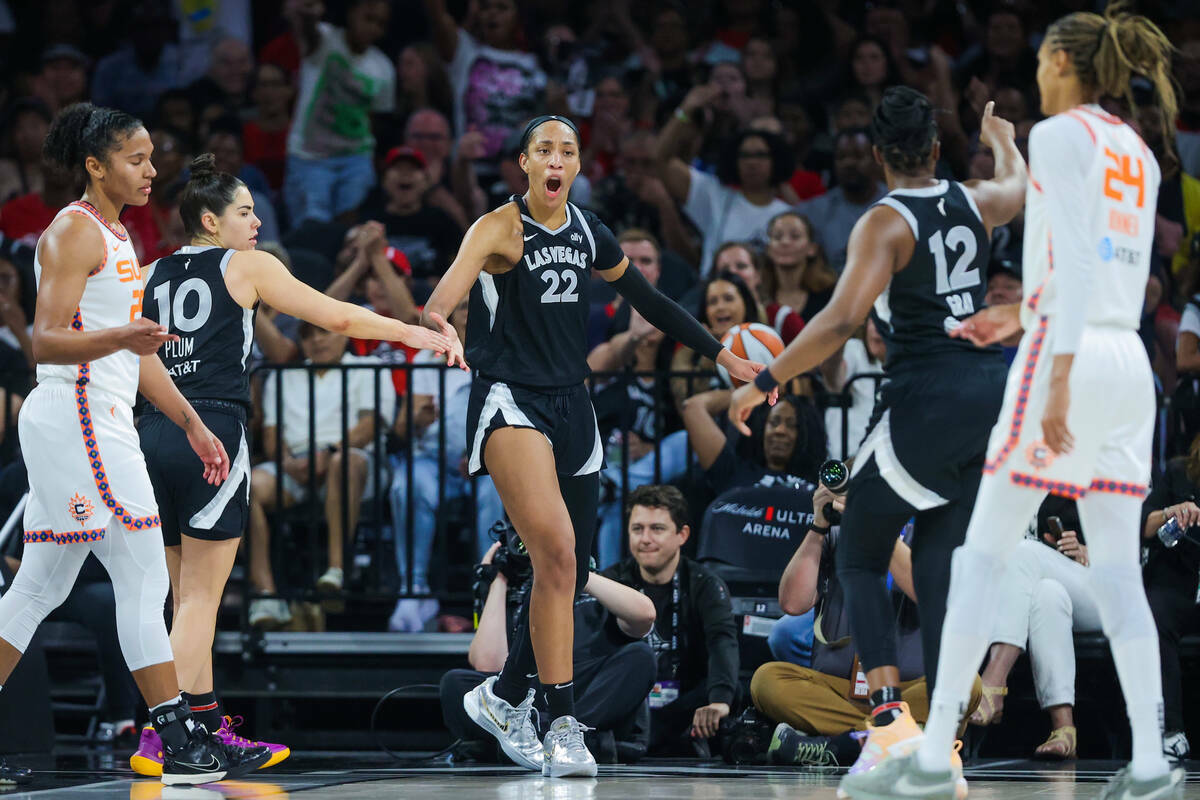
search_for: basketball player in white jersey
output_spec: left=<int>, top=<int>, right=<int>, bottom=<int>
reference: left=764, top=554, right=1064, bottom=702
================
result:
left=839, top=7, right=1183, bottom=800
left=0, top=103, right=270, bottom=785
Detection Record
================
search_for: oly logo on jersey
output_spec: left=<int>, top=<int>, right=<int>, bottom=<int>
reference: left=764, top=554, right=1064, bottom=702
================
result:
left=523, top=245, right=589, bottom=272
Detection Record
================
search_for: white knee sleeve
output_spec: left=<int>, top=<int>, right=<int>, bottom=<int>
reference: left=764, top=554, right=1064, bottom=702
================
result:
left=92, top=523, right=173, bottom=672
left=0, top=543, right=88, bottom=652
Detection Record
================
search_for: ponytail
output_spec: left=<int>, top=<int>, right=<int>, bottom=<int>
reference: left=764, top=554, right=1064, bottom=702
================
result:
left=1046, top=2, right=1178, bottom=158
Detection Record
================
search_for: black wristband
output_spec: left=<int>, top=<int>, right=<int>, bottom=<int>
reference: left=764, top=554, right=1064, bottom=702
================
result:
left=809, top=523, right=831, bottom=535
left=754, top=368, right=779, bottom=393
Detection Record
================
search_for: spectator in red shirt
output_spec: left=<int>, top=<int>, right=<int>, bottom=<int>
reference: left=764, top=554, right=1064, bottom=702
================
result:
left=760, top=211, right=838, bottom=325
left=711, top=241, right=805, bottom=344
left=0, top=168, right=76, bottom=245
left=242, top=63, right=293, bottom=193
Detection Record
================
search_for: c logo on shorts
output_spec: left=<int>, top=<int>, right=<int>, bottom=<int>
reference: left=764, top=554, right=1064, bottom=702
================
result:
left=68, top=492, right=95, bottom=525
left=1025, top=441, right=1057, bottom=471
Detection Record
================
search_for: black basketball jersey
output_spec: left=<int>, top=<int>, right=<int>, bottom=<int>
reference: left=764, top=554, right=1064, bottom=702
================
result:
left=870, top=180, right=999, bottom=369
left=465, top=197, right=624, bottom=388
left=142, top=246, right=256, bottom=407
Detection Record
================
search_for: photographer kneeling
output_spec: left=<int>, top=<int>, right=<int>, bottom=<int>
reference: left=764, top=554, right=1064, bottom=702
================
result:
left=440, top=530, right=658, bottom=762
left=750, top=482, right=982, bottom=765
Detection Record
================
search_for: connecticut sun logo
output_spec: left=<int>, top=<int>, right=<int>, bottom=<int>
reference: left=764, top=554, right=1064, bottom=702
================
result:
left=1025, top=441, right=1056, bottom=471
left=68, top=492, right=94, bottom=525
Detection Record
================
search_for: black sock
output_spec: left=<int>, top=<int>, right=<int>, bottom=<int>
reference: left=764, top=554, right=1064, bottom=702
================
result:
left=542, top=680, right=574, bottom=722
left=869, top=687, right=904, bottom=726
left=493, top=609, right=538, bottom=707
left=828, top=731, right=865, bottom=764
left=182, top=691, right=223, bottom=733
left=150, top=697, right=196, bottom=753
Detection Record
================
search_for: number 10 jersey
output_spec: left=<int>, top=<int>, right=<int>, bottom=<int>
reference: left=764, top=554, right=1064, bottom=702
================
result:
left=465, top=196, right=624, bottom=389
left=142, top=245, right=256, bottom=408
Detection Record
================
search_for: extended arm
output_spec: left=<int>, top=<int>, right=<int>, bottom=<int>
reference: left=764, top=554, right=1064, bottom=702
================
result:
left=680, top=389, right=732, bottom=470
left=421, top=0, right=460, bottom=63
left=468, top=572, right=510, bottom=672
left=584, top=571, right=656, bottom=638
left=964, top=101, right=1027, bottom=233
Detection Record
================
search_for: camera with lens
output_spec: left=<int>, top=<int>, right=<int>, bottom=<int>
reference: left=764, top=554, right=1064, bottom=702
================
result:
left=817, top=459, right=849, bottom=524
left=489, top=518, right=532, bottom=584
left=719, top=707, right=775, bottom=764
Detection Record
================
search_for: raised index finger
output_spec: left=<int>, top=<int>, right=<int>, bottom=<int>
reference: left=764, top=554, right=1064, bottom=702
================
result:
left=983, top=100, right=995, bottom=120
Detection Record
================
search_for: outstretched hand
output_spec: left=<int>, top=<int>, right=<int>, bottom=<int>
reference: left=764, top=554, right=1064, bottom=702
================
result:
left=428, top=311, right=469, bottom=370
left=949, top=304, right=1022, bottom=347
left=187, top=423, right=230, bottom=486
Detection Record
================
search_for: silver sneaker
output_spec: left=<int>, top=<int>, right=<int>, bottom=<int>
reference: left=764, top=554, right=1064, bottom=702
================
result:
left=837, top=752, right=958, bottom=800
left=1098, top=766, right=1185, bottom=800
left=463, top=676, right=543, bottom=771
left=542, top=716, right=597, bottom=778
left=1163, top=731, right=1190, bottom=764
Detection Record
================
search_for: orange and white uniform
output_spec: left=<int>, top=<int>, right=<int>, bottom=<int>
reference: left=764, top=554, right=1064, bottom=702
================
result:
left=20, top=200, right=159, bottom=543
left=985, top=104, right=1161, bottom=499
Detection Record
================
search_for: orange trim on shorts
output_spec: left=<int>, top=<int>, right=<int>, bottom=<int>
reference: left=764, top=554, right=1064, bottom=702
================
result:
left=1009, top=472, right=1089, bottom=499
left=23, top=528, right=106, bottom=545
left=72, top=310, right=160, bottom=533
left=984, top=316, right=1049, bottom=475
left=1088, top=479, right=1148, bottom=498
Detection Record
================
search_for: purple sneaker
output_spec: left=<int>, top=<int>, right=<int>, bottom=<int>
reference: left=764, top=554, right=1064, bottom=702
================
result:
left=216, top=715, right=291, bottom=770
left=130, top=725, right=164, bottom=777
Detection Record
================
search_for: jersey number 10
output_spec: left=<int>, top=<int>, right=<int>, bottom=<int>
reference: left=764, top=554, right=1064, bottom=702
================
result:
left=153, top=278, right=214, bottom=332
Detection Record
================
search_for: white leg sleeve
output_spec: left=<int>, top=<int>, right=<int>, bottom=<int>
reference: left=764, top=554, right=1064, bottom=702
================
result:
left=1076, top=490, right=1168, bottom=778
left=90, top=519, right=173, bottom=672
left=0, top=541, right=89, bottom=653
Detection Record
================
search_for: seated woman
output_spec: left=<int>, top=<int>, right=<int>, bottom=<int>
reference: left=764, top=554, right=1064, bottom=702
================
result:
left=669, top=271, right=764, bottom=409
left=969, top=496, right=1098, bottom=760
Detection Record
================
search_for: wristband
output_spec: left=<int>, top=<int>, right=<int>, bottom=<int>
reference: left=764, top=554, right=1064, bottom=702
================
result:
left=809, top=523, right=831, bottom=535
left=753, top=367, right=779, bottom=393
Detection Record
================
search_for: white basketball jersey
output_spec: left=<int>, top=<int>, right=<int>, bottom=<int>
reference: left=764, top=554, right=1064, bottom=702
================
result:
left=34, top=201, right=144, bottom=405
left=1020, top=105, right=1160, bottom=347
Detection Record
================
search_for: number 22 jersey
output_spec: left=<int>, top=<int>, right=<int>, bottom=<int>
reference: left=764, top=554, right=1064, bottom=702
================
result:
left=466, top=196, right=624, bottom=388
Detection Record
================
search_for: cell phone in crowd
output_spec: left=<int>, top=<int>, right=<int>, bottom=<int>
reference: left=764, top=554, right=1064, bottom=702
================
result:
left=1046, top=516, right=1065, bottom=543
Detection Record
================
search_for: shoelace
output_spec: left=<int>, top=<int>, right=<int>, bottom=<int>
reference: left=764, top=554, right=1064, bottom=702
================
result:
left=512, top=694, right=541, bottom=744
left=221, top=715, right=258, bottom=748
left=793, top=741, right=836, bottom=766
left=556, top=718, right=594, bottom=748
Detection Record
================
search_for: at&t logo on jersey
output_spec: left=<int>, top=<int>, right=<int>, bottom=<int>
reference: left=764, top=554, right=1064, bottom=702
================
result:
left=523, top=245, right=589, bottom=271
left=68, top=492, right=94, bottom=525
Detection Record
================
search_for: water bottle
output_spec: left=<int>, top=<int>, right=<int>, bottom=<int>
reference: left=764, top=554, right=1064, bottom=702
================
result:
left=1157, top=517, right=1185, bottom=549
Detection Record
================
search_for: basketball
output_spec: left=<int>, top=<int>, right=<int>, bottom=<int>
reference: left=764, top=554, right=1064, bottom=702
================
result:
left=716, top=323, right=784, bottom=387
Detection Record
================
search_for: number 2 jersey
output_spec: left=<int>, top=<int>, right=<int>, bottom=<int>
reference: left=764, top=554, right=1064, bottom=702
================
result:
left=1020, top=104, right=1160, bottom=350
left=142, top=245, right=256, bottom=408
left=870, top=179, right=1000, bottom=370
left=465, top=196, right=624, bottom=388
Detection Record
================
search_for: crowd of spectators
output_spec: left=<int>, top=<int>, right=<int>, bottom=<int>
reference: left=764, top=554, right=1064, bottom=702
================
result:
left=0, top=0, right=1197, bottom=763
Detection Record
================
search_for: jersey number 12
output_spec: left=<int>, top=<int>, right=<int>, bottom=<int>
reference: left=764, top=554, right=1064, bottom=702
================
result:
left=930, top=226, right=980, bottom=295
left=153, top=278, right=214, bottom=332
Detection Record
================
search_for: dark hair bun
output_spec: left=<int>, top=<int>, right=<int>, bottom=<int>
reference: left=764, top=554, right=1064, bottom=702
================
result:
left=870, top=86, right=937, bottom=175
left=190, top=153, right=218, bottom=180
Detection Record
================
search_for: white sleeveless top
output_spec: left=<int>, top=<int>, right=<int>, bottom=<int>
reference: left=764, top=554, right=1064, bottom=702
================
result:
left=34, top=201, right=144, bottom=406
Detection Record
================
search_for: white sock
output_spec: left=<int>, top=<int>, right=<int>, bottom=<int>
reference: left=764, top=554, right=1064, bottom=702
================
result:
left=1111, top=638, right=1170, bottom=781
left=150, top=694, right=183, bottom=714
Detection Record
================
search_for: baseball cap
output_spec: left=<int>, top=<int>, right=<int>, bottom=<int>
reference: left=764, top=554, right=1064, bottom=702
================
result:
left=384, top=146, right=426, bottom=170
left=41, top=43, right=90, bottom=69
left=988, top=258, right=1022, bottom=282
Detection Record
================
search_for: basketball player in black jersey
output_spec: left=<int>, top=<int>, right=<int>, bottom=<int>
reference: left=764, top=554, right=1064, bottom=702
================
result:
left=730, top=88, right=1027, bottom=790
left=128, top=154, right=456, bottom=777
left=422, top=115, right=765, bottom=776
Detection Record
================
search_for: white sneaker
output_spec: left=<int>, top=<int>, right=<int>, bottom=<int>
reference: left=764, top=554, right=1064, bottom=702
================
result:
left=1097, top=766, right=1185, bottom=800
left=463, top=675, right=543, bottom=771
left=387, top=598, right=441, bottom=632
left=542, top=715, right=597, bottom=778
left=1164, top=731, right=1190, bottom=763
left=248, top=597, right=292, bottom=630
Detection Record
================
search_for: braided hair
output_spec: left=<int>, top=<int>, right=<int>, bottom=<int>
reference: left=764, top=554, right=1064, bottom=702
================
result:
left=1044, top=2, right=1177, bottom=158
left=869, top=86, right=937, bottom=177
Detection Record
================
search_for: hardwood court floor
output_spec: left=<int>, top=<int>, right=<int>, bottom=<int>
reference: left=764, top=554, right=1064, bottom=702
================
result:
left=4, top=752, right=1197, bottom=799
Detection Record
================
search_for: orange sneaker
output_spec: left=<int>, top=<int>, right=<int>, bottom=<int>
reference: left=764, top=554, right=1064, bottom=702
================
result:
left=837, top=702, right=925, bottom=799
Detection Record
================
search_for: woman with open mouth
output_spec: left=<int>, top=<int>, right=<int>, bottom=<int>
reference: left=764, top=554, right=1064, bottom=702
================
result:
left=421, top=113, right=770, bottom=777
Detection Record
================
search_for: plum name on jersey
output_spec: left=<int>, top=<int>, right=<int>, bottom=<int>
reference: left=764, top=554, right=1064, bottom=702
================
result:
left=163, top=337, right=195, bottom=359
left=523, top=245, right=589, bottom=271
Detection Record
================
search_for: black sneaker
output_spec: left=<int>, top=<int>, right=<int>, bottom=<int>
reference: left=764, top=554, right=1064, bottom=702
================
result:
left=0, top=758, right=32, bottom=787
left=767, top=724, right=841, bottom=766
left=161, top=728, right=271, bottom=786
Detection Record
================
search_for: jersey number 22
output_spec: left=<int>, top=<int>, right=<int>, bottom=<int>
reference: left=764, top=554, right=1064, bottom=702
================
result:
left=539, top=269, right=580, bottom=304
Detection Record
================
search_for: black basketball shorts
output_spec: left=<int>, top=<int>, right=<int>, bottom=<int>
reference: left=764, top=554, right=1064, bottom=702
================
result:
left=847, top=356, right=1008, bottom=514
left=139, top=400, right=251, bottom=546
left=465, top=374, right=603, bottom=478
